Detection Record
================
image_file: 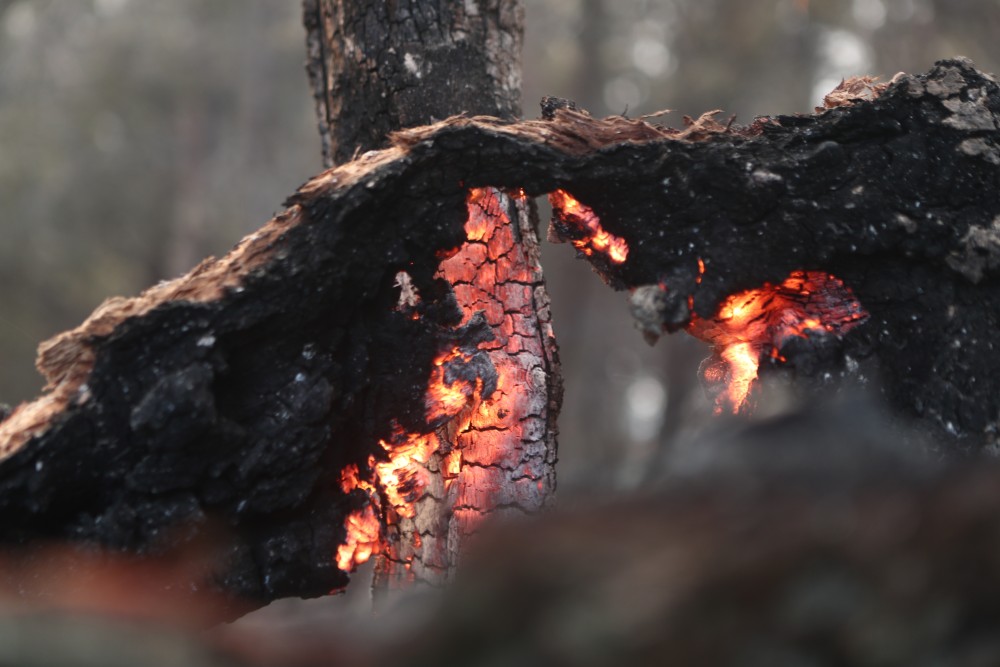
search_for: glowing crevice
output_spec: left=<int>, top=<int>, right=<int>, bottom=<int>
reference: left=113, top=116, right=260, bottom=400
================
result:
left=549, top=189, right=629, bottom=264
left=336, top=187, right=539, bottom=581
left=687, top=270, right=868, bottom=414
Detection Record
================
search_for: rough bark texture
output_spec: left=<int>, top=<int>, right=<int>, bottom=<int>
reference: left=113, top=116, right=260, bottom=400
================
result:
left=534, top=59, right=1000, bottom=450
left=0, top=58, right=997, bottom=610
left=303, top=0, right=523, bottom=167
left=303, top=0, right=560, bottom=590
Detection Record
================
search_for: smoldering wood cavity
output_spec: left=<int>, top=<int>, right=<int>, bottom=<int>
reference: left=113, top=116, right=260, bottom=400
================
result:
left=0, top=58, right=997, bottom=610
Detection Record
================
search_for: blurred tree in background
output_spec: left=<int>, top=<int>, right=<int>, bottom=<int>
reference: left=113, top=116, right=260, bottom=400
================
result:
left=2, top=0, right=998, bottom=490
left=0, top=0, right=319, bottom=406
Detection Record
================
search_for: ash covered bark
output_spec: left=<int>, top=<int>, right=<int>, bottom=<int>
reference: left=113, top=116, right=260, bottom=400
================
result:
left=0, top=58, right=996, bottom=610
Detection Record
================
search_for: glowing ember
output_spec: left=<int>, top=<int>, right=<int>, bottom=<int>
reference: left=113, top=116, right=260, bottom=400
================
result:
left=464, top=189, right=494, bottom=241
left=336, top=464, right=381, bottom=570
left=337, top=186, right=547, bottom=580
left=373, top=432, right=438, bottom=518
left=335, top=504, right=380, bottom=571
left=337, top=429, right=450, bottom=572
left=687, top=270, right=868, bottom=414
left=549, top=189, right=629, bottom=264
left=444, top=449, right=462, bottom=480
left=426, top=347, right=479, bottom=422
left=719, top=341, right=759, bottom=412
left=339, top=462, right=375, bottom=496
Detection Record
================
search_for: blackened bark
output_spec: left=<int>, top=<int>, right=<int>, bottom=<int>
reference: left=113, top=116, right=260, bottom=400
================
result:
left=0, top=58, right=996, bottom=612
left=303, top=0, right=560, bottom=590
left=535, top=59, right=1000, bottom=450
left=303, top=0, right=524, bottom=167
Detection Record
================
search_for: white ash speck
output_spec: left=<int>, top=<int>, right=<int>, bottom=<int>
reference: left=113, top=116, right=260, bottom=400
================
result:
left=403, top=53, right=422, bottom=78
left=751, top=168, right=783, bottom=184
left=845, top=356, right=859, bottom=373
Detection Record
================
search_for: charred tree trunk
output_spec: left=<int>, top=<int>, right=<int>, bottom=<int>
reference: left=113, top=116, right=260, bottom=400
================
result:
left=0, top=57, right=997, bottom=616
left=302, top=0, right=560, bottom=591
left=303, top=0, right=524, bottom=168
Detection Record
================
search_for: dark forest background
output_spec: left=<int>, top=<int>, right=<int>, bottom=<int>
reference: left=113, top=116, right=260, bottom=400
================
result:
left=1, top=0, right=997, bottom=490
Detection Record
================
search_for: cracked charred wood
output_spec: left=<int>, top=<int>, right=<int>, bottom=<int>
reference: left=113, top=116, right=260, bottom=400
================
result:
left=0, top=57, right=996, bottom=612
left=0, top=0, right=560, bottom=612
left=303, top=0, right=560, bottom=591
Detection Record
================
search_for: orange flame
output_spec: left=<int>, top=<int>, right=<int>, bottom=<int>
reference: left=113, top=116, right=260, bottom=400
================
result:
left=337, top=431, right=450, bottom=572
left=336, top=464, right=382, bottom=570
left=334, top=189, right=498, bottom=574
left=549, top=189, right=629, bottom=264
left=687, top=270, right=867, bottom=414
left=718, top=342, right=759, bottom=412
left=464, top=189, right=493, bottom=242
left=373, top=433, right=438, bottom=518
left=335, top=503, right=380, bottom=571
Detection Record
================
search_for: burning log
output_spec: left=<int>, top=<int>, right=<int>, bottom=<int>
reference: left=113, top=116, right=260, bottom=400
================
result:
left=0, top=57, right=996, bottom=610
left=541, top=58, right=1000, bottom=449
left=302, top=0, right=560, bottom=594
left=686, top=270, right=868, bottom=415
left=0, top=165, right=558, bottom=611
left=333, top=187, right=559, bottom=591
left=0, top=0, right=561, bottom=613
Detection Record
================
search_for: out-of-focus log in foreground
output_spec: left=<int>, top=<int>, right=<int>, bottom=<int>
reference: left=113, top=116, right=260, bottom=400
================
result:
left=0, top=58, right=997, bottom=614
left=360, top=402, right=1000, bottom=667
left=5, top=401, right=999, bottom=666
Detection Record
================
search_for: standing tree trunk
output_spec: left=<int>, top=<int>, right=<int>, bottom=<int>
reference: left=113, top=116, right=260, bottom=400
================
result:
left=303, top=0, right=525, bottom=168
left=302, top=0, right=561, bottom=591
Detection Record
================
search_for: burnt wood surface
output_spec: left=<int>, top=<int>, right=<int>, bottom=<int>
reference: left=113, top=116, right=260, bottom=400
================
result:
left=303, top=0, right=525, bottom=167
left=542, top=58, right=1000, bottom=450
left=304, top=0, right=560, bottom=590
left=0, top=58, right=997, bottom=610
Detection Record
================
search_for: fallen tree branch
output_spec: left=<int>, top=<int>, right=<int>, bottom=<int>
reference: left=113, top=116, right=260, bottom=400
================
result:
left=0, top=58, right=996, bottom=610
